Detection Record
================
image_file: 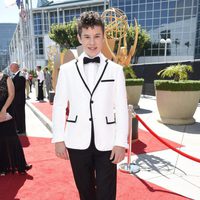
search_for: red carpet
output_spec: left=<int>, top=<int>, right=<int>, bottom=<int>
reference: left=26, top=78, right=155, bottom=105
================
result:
left=32, top=101, right=182, bottom=154
left=15, top=102, right=187, bottom=199
left=32, top=102, right=52, bottom=120
left=0, top=136, right=186, bottom=200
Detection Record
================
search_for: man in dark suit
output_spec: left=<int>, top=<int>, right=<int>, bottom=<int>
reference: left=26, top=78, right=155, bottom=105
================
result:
left=10, top=62, right=26, bottom=134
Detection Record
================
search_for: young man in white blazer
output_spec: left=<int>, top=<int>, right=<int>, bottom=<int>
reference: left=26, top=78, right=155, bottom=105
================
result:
left=52, top=11, right=129, bottom=200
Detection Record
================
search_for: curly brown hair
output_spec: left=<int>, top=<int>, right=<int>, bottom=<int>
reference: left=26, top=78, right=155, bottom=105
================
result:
left=77, top=11, right=104, bottom=37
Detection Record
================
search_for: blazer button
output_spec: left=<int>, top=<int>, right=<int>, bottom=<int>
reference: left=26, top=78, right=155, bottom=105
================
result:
left=89, top=118, right=92, bottom=121
left=90, top=100, right=94, bottom=104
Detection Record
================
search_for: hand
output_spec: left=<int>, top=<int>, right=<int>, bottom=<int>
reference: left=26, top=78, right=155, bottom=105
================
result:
left=0, top=109, right=6, bottom=121
left=55, top=142, right=69, bottom=160
left=110, top=146, right=126, bottom=164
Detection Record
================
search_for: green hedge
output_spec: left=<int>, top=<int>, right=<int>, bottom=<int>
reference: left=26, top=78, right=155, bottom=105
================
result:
left=126, top=78, right=144, bottom=86
left=154, top=80, right=200, bottom=91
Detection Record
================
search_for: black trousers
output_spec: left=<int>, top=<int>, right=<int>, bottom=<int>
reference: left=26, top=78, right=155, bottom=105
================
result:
left=14, top=104, right=26, bottom=133
left=67, top=125, right=117, bottom=200
left=38, top=80, right=44, bottom=100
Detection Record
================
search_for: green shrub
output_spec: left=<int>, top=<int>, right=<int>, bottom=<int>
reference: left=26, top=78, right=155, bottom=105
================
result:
left=155, top=80, right=200, bottom=91
left=126, top=78, right=144, bottom=86
left=157, top=64, right=193, bottom=81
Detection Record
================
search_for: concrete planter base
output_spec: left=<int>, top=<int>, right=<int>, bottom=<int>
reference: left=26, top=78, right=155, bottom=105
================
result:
left=126, top=85, right=143, bottom=110
left=156, top=90, right=200, bottom=125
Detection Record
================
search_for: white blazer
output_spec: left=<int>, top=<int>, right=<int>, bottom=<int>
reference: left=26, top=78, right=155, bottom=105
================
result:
left=52, top=53, right=129, bottom=151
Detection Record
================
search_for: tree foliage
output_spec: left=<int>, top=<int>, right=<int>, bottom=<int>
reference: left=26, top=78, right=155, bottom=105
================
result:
left=49, top=18, right=80, bottom=52
left=126, top=24, right=151, bottom=63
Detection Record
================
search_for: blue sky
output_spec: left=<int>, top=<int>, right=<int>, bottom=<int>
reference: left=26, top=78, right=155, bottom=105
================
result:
left=0, top=3, right=20, bottom=23
left=0, top=0, right=38, bottom=24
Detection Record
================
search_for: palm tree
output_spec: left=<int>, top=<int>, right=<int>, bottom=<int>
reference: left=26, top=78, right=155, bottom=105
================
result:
left=157, top=63, right=193, bottom=82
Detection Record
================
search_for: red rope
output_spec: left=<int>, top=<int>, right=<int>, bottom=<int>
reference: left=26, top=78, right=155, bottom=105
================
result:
left=135, top=114, right=200, bottom=163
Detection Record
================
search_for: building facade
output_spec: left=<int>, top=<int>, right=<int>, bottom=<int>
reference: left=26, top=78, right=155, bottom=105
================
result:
left=0, top=23, right=16, bottom=71
left=9, top=0, right=107, bottom=69
left=9, top=0, right=200, bottom=69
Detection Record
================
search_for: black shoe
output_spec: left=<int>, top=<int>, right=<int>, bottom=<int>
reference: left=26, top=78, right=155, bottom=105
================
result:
left=25, top=164, right=32, bottom=171
left=17, top=131, right=26, bottom=135
left=18, top=164, right=32, bottom=175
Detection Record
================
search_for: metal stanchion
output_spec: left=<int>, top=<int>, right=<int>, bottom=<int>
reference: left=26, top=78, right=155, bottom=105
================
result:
left=119, top=105, right=140, bottom=174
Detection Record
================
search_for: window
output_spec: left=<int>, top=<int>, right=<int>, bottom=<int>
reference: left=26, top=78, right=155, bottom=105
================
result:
left=126, top=0, right=132, bottom=4
left=125, top=5, right=131, bottom=12
left=176, top=16, right=183, bottom=22
left=176, top=9, right=183, bottom=16
left=161, top=10, right=167, bottom=18
left=169, top=1, right=176, bottom=8
left=192, top=7, right=197, bottom=15
left=76, top=9, right=80, bottom=15
left=161, top=18, right=167, bottom=24
left=154, top=11, right=160, bottom=18
left=119, top=0, right=125, bottom=5
left=139, top=12, right=145, bottom=19
left=59, top=11, right=63, bottom=23
left=139, top=19, right=145, bottom=27
left=139, top=4, right=145, bottom=11
left=146, top=19, right=153, bottom=27
left=154, top=2, right=160, bottom=10
left=147, top=3, right=153, bottom=10
left=169, top=9, right=175, bottom=17
left=44, top=12, right=49, bottom=33
left=132, top=5, right=138, bottom=12
left=50, top=12, right=57, bottom=25
left=132, top=0, right=139, bottom=4
left=185, top=8, right=191, bottom=16
left=33, top=13, right=42, bottom=35
left=147, top=11, right=152, bottom=18
left=70, top=10, right=75, bottom=16
left=161, top=2, right=168, bottom=9
left=168, top=17, right=175, bottom=23
left=35, top=37, right=43, bottom=56
left=185, top=0, right=192, bottom=7
left=153, top=18, right=160, bottom=26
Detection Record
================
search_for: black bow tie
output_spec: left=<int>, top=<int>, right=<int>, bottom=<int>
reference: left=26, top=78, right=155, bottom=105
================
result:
left=83, top=56, right=100, bottom=64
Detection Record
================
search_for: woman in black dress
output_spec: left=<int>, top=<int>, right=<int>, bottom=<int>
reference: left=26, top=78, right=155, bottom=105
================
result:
left=0, top=71, right=32, bottom=175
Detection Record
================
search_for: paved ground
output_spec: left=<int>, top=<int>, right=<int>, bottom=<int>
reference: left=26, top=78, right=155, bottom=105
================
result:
left=25, top=88, right=200, bottom=200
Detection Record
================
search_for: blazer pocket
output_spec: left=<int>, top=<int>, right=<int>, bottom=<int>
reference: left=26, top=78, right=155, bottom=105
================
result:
left=105, top=116, right=116, bottom=124
left=101, top=79, right=115, bottom=82
left=66, top=115, right=78, bottom=123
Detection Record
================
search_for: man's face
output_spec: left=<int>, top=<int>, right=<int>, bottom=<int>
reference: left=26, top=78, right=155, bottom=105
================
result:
left=10, top=64, right=17, bottom=73
left=78, top=25, right=104, bottom=58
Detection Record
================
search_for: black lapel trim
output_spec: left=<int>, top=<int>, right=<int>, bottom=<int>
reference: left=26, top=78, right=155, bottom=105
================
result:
left=91, top=59, right=109, bottom=96
left=75, top=60, right=91, bottom=95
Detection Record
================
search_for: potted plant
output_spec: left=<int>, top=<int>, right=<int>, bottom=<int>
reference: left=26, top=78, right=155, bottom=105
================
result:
left=48, top=18, right=80, bottom=104
left=124, top=65, right=144, bottom=109
left=155, top=63, right=200, bottom=125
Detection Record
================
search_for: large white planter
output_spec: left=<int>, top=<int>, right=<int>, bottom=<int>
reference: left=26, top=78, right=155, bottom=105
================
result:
left=156, top=90, right=200, bottom=125
left=126, top=85, right=143, bottom=109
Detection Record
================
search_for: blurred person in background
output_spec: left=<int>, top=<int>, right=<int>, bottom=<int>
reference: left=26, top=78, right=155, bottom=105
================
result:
left=10, top=62, right=26, bottom=134
left=0, top=69, right=32, bottom=175
left=22, top=68, right=30, bottom=99
left=43, top=67, right=52, bottom=100
left=36, top=66, right=44, bottom=101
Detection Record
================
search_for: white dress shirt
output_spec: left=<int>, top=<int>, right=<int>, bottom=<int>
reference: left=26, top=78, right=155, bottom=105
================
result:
left=37, top=70, right=45, bottom=83
left=83, top=52, right=100, bottom=91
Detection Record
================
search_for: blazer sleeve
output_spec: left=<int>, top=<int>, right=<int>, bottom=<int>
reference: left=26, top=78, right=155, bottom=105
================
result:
left=52, top=65, right=68, bottom=143
left=114, top=66, right=129, bottom=148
